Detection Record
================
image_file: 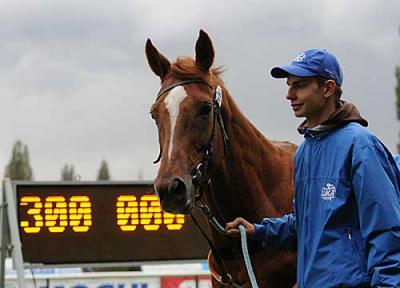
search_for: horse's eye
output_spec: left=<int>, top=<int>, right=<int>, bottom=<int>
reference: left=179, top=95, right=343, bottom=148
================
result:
left=150, top=111, right=157, bottom=122
left=199, top=103, right=212, bottom=117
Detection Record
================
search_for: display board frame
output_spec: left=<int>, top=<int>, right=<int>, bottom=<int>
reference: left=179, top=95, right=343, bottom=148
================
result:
left=1, top=179, right=210, bottom=288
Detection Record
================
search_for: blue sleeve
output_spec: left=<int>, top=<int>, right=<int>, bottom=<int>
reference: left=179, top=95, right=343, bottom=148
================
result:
left=254, top=213, right=297, bottom=252
left=352, top=143, right=400, bottom=287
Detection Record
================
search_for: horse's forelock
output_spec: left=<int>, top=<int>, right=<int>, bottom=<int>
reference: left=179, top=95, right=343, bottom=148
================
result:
left=170, top=57, right=225, bottom=89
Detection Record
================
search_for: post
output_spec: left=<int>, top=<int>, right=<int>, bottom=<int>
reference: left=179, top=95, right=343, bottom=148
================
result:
left=4, top=179, right=26, bottom=288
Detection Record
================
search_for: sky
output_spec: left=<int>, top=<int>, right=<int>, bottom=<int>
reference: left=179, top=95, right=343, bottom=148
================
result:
left=0, top=0, right=399, bottom=181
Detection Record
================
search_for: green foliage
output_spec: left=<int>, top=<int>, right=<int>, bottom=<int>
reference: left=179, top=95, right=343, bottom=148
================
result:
left=97, top=160, right=110, bottom=180
left=4, top=140, right=33, bottom=180
left=61, top=164, right=75, bottom=181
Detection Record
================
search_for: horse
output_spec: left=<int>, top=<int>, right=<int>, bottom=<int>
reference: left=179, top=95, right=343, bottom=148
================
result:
left=145, top=30, right=297, bottom=288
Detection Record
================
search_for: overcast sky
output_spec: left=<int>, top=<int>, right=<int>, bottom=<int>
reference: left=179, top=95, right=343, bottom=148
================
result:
left=0, top=0, right=399, bottom=181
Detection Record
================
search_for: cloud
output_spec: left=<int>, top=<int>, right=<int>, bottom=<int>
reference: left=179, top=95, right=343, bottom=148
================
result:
left=0, top=0, right=399, bottom=180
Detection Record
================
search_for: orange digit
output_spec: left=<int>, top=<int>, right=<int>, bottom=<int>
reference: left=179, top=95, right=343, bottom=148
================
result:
left=116, top=195, right=139, bottom=231
left=20, top=196, right=43, bottom=233
left=69, top=196, right=92, bottom=232
left=139, top=195, right=162, bottom=231
left=163, top=211, right=185, bottom=230
left=44, top=196, right=68, bottom=233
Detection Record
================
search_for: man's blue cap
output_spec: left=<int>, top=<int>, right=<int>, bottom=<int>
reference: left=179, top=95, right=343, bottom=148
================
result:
left=271, top=49, right=343, bottom=86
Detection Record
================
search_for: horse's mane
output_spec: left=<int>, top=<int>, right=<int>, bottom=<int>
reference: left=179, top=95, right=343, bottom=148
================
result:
left=170, top=57, right=225, bottom=88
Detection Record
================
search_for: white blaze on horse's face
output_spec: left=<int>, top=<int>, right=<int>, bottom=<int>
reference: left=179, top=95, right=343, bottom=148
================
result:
left=164, top=85, right=188, bottom=160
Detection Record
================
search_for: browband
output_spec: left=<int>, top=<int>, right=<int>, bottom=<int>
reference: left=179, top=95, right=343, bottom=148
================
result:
left=156, top=79, right=213, bottom=100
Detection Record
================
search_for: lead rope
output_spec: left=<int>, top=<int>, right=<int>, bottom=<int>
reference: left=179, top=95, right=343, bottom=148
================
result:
left=191, top=208, right=260, bottom=287
left=239, top=225, right=259, bottom=288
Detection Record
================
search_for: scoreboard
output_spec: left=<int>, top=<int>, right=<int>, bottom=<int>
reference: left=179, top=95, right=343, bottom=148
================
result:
left=5, top=181, right=210, bottom=266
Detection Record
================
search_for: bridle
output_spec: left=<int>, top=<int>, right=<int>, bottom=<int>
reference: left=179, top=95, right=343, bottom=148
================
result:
left=152, top=78, right=228, bottom=198
left=153, top=79, right=228, bottom=231
left=153, top=78, right=228, bottom=164
left=152, top=79, right=245, bottom=287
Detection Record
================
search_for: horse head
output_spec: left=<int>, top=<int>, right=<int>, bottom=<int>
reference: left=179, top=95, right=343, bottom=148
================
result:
left=146, top=30, right=227, bottom=214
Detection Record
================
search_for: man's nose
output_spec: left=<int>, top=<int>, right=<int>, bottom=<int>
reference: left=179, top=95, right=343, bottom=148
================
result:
left=286, top=87, right=295, bottom=100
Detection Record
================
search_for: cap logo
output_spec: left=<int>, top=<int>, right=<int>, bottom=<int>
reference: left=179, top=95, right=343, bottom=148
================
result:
left=294, top=52, right=306, bottom=62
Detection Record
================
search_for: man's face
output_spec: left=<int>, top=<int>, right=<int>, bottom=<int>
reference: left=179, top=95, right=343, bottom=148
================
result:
left=285, top=75, right=327, bottom=125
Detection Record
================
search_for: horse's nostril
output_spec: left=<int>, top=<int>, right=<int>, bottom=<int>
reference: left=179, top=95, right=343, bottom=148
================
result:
left=168, top=178, right=187, bottom=197
left=156, top=177, right=191, bottom=213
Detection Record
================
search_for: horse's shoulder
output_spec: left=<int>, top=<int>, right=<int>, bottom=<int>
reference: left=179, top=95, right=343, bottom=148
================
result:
left=271, top=140, right=297, bottom=154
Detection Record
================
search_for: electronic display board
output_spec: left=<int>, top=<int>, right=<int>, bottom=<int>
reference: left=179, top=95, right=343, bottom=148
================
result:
left=13, top=182, right=210, bottom=265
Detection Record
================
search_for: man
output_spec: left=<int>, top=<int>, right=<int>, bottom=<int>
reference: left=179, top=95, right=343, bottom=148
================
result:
left=226, top=49, right=400, bottom=287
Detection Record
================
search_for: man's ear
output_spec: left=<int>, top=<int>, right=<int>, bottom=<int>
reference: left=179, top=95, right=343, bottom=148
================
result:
left=323, top=80, right=336, bottom=98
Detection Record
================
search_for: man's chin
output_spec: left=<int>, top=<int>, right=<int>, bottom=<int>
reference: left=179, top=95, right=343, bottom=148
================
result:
left=293, top=111, right=305, bottom=118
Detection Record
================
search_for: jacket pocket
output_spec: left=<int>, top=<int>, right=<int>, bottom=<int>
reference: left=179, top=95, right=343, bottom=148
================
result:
left=347, top=228, right=367, bottom=273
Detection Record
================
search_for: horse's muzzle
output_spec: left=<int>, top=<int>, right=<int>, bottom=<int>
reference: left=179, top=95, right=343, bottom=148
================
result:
left=154, top=176, right=193, bottom=214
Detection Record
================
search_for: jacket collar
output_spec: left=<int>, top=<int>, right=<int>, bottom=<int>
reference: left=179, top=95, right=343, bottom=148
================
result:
left=298, top=100, right=368, bottom=138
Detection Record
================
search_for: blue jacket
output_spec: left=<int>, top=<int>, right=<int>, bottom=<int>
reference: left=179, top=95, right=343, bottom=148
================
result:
left=255, top=122, right=400, bottom=287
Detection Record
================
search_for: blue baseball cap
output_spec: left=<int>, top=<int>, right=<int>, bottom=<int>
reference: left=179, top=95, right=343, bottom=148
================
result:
left=270, top=49, right=343, bottom=86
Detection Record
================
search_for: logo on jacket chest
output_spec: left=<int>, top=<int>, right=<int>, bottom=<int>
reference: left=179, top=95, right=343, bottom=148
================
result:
left=321, top=183, right=336, bottom=200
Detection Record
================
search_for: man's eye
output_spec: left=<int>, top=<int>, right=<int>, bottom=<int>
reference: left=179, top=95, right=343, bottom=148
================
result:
left=295, top=81, right=309, bottom=88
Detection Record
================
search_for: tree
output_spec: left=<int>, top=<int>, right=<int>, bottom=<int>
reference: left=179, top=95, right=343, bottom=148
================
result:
left=4, top=140, right=33, bottom=180
left=97, top=160, right=110, bottom=180
left=396, top=65, right=400, bottom=152
left=61, top=164, right=75, bottom=181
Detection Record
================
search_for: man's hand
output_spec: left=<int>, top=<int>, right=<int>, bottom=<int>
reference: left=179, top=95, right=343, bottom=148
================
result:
left=225, top=217, right=256, bottom=238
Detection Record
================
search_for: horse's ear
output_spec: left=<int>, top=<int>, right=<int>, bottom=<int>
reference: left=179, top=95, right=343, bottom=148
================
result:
left=145, top=39, right=171, bottom=79
left=195, top=30, right=214, bottom=72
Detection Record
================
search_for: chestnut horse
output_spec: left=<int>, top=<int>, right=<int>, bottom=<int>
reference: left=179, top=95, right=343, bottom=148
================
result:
left=145, top=30, right=297, bottom=288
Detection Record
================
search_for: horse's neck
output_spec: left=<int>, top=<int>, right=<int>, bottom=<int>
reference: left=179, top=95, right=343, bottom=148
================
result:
left=211, top=94, right=295, bottom=224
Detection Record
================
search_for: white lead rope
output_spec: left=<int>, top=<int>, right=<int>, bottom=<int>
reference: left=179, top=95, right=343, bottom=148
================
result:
left=239, top=225, right=259, bottom=288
